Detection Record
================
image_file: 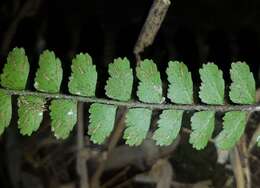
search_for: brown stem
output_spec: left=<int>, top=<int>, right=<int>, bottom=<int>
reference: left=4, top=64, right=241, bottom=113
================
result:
left=230, top=146, right=245, bottom=188
left=77, top=102, right=89, bottom=188
left=133, top=0, right=171, bottom=64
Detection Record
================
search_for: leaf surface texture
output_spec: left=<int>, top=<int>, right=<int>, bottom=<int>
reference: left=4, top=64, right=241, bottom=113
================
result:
left=68, top=53, right=97, bottom=96
left=199, top=63, right=224, bottom=104
left=0, top=91, right=12, bottom=135
left=166, top=61, right=193, bottom=104
left=88, top=103, right=117, bottom=144
left=105, top=57, right=133, bottom=101
left=216, top=111, right=247, bottom=150
left=136, top=59, right=163, bottom=103
left=49, top=99, right=77, bottom=139
left=18, top=96, right=45, bottom=135
left=153, top=110, right=183, bottom=146
left=123, top=108, right=152, bottom=146
left=229, top=62, right=255, bottom=104
left=0, top=48, right=29, bottom=90
left=34, top=50, right=63, bottom=93
left=189, top=111, right=215, bottom=150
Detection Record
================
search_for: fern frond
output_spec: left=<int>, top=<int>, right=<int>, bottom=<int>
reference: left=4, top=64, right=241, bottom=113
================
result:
left=0, top=47, right=258, bottom=150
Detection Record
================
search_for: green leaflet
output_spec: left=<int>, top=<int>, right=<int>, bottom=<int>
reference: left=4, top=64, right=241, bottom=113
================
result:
left=229, top=62, right=256, bottom=104
left=0, top=91, right=12, bottom=135
left=136, top=59, right=163, bottom=103
left=88, top=103, right=117, bottom=144
left=123, top=108, right=152, bottom=146
left=199, top=63, right=225, bottom=104
left=166, top=61, right=193, bottom=104
left=68, top=53, right=97, bottom=96
left=216, top=111, right=247, bottom=150
left=0, top=47, right=29, bottom=90
left=49, top=99, right=77, bottom=139
left=105, top=57, right=133, bottom=101
left=153, top=110, right=183, bottom=146
left=34, top=50, right=63, bottom=93
left=257, top=135, right=260, bottom=147
left=189, top=111, right=215, bottom=150
left=18, top=96, right=45, bottom=135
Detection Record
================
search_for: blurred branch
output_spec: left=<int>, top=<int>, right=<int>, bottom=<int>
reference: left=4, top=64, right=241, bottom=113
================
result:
left=0, top=0, right=42, bottom=56
left=230, top=146, right=245, bottom=188
left=77, top=102, right=89, bottom=188
left=134, top=0, right=171, bottom=65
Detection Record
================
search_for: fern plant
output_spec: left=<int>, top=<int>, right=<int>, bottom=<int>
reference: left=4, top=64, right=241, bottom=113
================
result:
left=0, top=47, right=258, bottom=150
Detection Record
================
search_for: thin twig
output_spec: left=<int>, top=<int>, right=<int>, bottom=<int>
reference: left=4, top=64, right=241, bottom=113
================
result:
left=133, top=0, right=171, bottom=64
left=238, top=136, right=251, bottom=188
left=77, top=102, right=89, bottom=188
left=1, top=88, right=260, bottom=112
left=230, top=146, right=245, bottom=188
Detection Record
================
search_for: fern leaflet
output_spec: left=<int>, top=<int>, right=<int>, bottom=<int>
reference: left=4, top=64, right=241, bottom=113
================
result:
left=166, top=61, right=193, bottom=104
left=34, top=50, right=63, bottom=93
left=88, top=103, right=117, bottom=144
left=153, top=110, right=183, bottom=146
left=0, top=91, right=12, bottom=135
left=68, top=53, right=97, bottom=96
left=18, top=96, right=45, bottom=135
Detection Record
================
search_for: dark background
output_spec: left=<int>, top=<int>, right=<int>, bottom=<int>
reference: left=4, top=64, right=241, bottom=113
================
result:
left=0, top=0, right=260, bottom=188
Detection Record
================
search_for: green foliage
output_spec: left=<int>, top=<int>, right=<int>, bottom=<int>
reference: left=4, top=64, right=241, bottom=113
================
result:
left=88, top=103, right=117, bottom=144
left=166, top=61, right=193, bottom=104
left=123, top=108, right=152, bottom=146
left=105, top=57, right=133, bottom=101
left=0, top=91, right=12, bottom=135
left=229, top=62, right=256, bottom=104
left=49, top=99, right=77, bottom=139
left=34, top=50, right=63, bottom=93
left=0, top=47, right=29, bottom=90
left=257, top=136, right=260, bottom=147
left=199, top=63, right=224, bottom=104
left=18, top=96, right=45, bottom=135
left=0, top=48, right=257, bottom=151
left=68, top=53, right=97, bottom=96
left=153, top=110, right=183, bottom=146
left=136, top=59, right=163, bottom=103
left=189, top=111, right=215, bottom=150
left=216, top=111, right=247, bottom=150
